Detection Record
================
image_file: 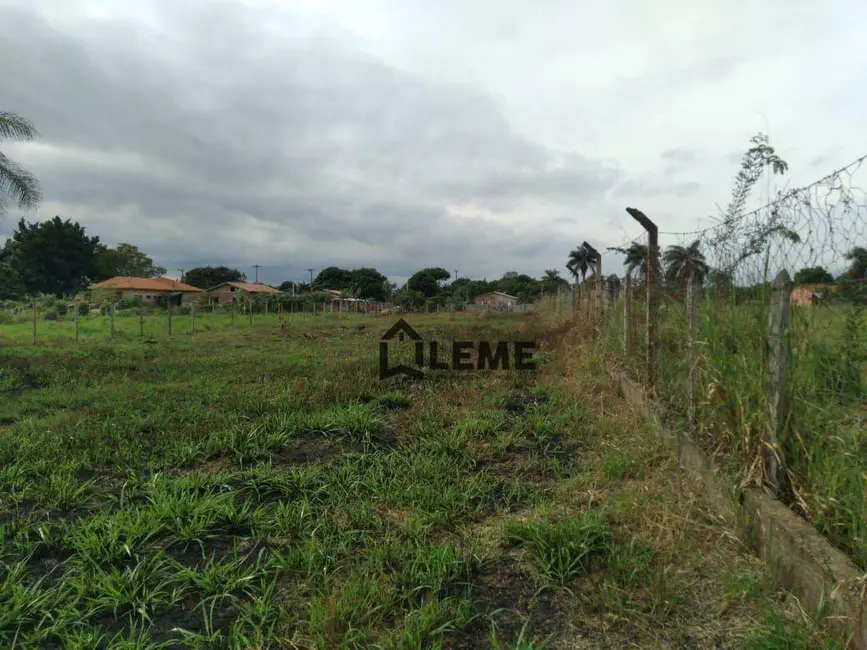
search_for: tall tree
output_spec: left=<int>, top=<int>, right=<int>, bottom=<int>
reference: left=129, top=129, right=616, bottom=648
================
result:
left=6, top=216, right=101, bottom=296
left=94, top=243, right=167, bottom=280
left=794, top=266, right=834, bottom=285
left=184, top=266, right=246, bottom=289
left=844, top=246, right=867, bottom=280
left=407, top=267, right=450, bottom=298
left=663, top=240, right=709, bottom=284
left=1, top=112, right=41, bottom=217
left=607, top=242, right=656, bottom=281
left=313, top=267, right=354, bottom=291
left=566, top=247, right=593, bottom=284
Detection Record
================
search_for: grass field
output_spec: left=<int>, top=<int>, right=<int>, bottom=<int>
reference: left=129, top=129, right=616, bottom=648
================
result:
left=0, top=311, right=841, bottom=648
left=603, top=294, right=867, bottom=571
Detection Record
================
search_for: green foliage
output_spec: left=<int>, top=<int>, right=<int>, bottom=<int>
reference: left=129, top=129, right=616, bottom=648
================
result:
left=794, top=266, right=834, bottom=285
left=843, top=246, right=867, bottom=280
left=566, top=247, right=593, bottom=283
left=4, top=216, right=101, bottom=296
left=183, top=266, right=246, bottom=289
left=0, top=261, right=24, bottom=299
left=94, top=243, right=166, bottom=281
left=504, top=514, right=612, bottom=586
left=313, top=266, right=390, bottom=301
left=407, top=267, right=451, bottom=298
left=0, top=111, right=42, bottom=216
left=662, top=240, right=709, bottom=284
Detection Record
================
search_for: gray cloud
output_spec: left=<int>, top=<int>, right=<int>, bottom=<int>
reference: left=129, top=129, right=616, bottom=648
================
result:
left=1, top=0, right=624, bottom=283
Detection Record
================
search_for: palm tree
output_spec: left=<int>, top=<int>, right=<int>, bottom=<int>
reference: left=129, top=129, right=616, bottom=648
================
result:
left=663, top=240, right=709, bottom=284
left=566, top=247, right=594, bottom=285
left=1, top=112, right=41, bottom=216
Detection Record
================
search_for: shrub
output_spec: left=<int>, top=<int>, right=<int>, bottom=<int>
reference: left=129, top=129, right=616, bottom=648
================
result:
left=43, top=310, right=59, bottom=321
left=56, top=302, right=69, bottom=316
left=78, top=303, right=90, bottom=316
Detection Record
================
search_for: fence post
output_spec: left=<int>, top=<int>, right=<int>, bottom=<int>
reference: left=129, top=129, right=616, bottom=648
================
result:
left=231, top=300, right=235, bottom=326
left=211, top=302, right=216, bottom=330
left=168, top=306, right=172, bottom=336
left=248, top=300, right=253, bottom=325
left=583, top=242, right=602, bottom=332
left=765, top=269, right=794, bottom=500
left=139, top=308, right=144, bottom=337
left=626, top=207, right=659, bottom=391
left=623, top=274, right=632, bottom=356
left=190, top=302, right=196, bottom=335
left=74, top=296, right=79, bottom=342
left=686, top=272, right=698, bottom=431
left=110, top=302, right=116, bottom=341
left=32, top=301, right=37, bottom=346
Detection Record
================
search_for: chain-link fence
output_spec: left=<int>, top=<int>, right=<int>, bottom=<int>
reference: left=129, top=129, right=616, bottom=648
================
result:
left=577, top=155, right=867, bottom=569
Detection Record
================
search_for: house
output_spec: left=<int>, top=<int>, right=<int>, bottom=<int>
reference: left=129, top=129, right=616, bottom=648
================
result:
left=791, top=283, right=836, bottom=307
left=474, top=291, right=518, bottom=307
left=88, top=277, right=203, bottom=305
left=206, top=281, right=282, bottom=304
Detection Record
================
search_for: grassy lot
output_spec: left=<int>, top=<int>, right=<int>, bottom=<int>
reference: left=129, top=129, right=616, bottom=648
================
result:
left=0, top=311, right=841, bottom=648
left=603, top=295, right=867, bottom=571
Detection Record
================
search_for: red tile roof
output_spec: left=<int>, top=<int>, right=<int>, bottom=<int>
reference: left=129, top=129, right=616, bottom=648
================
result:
left=88, top=276, right=203, bottom=292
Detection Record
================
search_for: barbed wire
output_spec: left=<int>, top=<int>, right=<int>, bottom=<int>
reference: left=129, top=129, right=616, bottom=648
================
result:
left=598, top=152, right=867, bottom=284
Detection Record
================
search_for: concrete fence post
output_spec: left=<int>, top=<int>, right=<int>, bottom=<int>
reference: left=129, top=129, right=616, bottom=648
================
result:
left=74, top=296, right=79, bottom=342
left=139, top=308, right=144, bottom=337
left=190, top=302, right=196, bottom=335
left=626, top=207, right=659, bottom=391
left=32, top=301, right=37, bottom=346
left=765, top=269, right=794, bottom=500
left=686, top=272, right=698, bottom=431
left=167, top=306, right=172, bottom=336
left=110, top=302, right=116, bottom=341
left=623, top=274, right=633, bottom=356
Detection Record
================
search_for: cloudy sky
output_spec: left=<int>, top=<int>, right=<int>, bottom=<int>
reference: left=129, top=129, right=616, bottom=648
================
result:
left=2, top=0, right=866, bottom=286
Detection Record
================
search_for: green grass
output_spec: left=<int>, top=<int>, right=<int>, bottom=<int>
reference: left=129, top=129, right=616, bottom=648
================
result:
left=603, top=292, right=867, bottom=569
left=0, top=309, right=841, bottom=647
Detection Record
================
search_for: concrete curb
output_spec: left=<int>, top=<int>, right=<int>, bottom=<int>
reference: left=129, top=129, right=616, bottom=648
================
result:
left=614, top=370, right=867, bottom=649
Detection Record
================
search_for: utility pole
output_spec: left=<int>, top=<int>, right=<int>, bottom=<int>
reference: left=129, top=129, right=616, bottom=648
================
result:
left=307, top=268, right=314, bottom=291
left=252, top=264, right=262, bottom=283
left=176, top=269, right=185, bottom=283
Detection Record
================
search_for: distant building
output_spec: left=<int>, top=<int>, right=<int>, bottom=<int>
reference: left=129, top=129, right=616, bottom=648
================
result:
left=474, top=291, right=518, bottom=308
left=207, top=281, right=282, bottom=304
left=88, top=277, right=203, bottom=305
left=791, top=283, right=835, bottom=307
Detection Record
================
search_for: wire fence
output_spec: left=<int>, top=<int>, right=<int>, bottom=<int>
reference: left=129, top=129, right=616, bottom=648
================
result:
left=572, top=154, right=867, bottom=569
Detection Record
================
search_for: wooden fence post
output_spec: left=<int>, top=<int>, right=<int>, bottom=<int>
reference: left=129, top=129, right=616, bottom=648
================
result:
left=765, top=269, right=794, bottom=500
left=32, top=301, right=37, bottom=346
left=190, top=302, right=196, bottom=335
left=686, top=272, right=698, bottom=431
left=231, top=300, right=235, bottom=326
left=74, top=296, right=79, bottom=342
left=625, top=207, right=659, bottom=391
left=248, top=300, right=253, bottom=325
left=211, top=302, right=216, bottom=330
left=168, top=306, right=172, bottom=336
left=139, top=308, right=144, bottom=337
left=110, top=302, right=116, bottom=341
left=623, top=274, right=633, bottom=356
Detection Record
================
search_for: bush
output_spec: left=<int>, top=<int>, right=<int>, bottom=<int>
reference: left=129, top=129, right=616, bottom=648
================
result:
left=56, top=302, right=69, bottom=316
left=43, top=310, right=59, bottom=321
left=78, top=303, right=90, bottom=316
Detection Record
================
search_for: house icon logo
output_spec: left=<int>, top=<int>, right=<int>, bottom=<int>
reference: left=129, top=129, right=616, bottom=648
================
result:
left=380, top=318, right=424, bottom=380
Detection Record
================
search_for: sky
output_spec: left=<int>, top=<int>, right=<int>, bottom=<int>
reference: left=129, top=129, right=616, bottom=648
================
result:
left=2, top=0, right=866, bottom=286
